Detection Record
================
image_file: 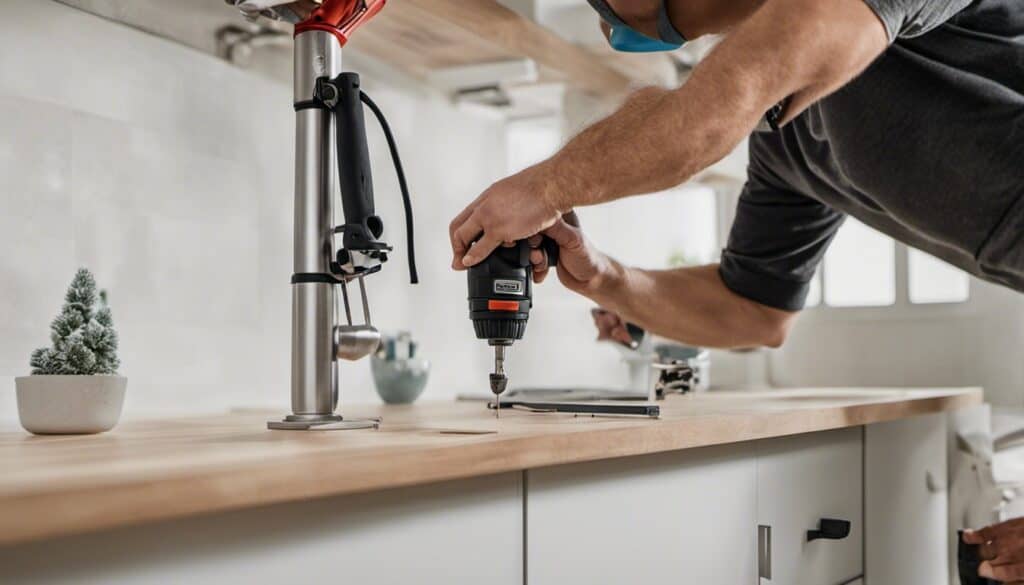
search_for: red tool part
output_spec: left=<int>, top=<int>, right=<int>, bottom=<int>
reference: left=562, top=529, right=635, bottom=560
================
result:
left=295, top=0, right=386, bottom=45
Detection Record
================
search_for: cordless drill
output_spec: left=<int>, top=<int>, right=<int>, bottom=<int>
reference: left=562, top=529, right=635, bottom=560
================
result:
left=467, top=238, right=558, bottom=417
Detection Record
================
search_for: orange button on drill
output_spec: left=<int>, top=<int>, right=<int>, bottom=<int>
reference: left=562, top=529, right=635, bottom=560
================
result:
left=487, top=300, right=520, bottom=312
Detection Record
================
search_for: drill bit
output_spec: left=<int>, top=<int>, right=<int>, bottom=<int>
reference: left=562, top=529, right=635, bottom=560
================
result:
left=490, top=344, right=508, bottom=419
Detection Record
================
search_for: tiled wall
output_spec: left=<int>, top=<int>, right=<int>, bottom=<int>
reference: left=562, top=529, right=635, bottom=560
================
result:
left=0, top=0, right=506, bottom=419
left=2, top=0, right=721, bottom=422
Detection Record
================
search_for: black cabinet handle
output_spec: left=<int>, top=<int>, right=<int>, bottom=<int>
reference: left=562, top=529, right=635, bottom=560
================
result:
left=807, top=518, right=851, bottom=542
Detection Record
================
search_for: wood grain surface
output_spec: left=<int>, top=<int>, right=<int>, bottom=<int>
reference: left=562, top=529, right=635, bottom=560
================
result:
left=348, top=0, right=639, bottom=96
left=0, top=387, right=981, bottom=545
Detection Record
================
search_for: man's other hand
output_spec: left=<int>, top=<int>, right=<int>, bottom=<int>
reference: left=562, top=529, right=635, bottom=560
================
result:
left=449, top=164, right=566, bottom=270
left=532, top=213, right=621, bottom=300
left=590, top=308, right=636, bottom=346
left=965, top=519, right=1024, bottom=582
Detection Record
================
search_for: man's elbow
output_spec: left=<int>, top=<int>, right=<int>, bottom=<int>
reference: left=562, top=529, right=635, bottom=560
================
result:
left=751, top=306, right=797, bottom=349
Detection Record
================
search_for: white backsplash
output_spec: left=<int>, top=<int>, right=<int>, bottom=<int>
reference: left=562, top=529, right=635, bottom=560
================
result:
left=3, top=0, right=719, bottom=422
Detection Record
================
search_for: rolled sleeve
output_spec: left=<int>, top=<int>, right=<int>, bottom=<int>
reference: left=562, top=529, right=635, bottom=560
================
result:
left=860, top=0, right=973, bottom=41
left=719, top=153, right=846, bottom=311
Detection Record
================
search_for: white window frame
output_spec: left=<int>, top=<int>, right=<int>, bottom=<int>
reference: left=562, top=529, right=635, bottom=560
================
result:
left=809, top=241, right=976, bottom=322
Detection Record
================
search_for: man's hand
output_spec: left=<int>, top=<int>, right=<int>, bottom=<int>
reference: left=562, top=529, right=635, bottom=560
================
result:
left=964, top=520, right=1024, bottom=582
left=533, top=214, right=623, bottom=298
left=449, top=163, right=567, bottom=270
left=591, top=308, right=636, bottom=346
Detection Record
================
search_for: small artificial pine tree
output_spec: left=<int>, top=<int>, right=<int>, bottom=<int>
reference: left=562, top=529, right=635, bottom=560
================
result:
left=29, top=268, right=120, bottom=376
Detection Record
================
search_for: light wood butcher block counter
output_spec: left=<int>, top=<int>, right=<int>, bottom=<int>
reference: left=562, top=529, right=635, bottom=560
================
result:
left=0, top=387, right=981, bottom=545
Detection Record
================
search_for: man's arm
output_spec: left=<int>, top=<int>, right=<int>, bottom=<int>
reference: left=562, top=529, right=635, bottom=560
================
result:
left=542, top=219, right=797, bottom=349
left=595, top=263, right=796, bottom=348
left=450, top=0, right=887, bottom=267
left=554, top=0, right=888, bottom=203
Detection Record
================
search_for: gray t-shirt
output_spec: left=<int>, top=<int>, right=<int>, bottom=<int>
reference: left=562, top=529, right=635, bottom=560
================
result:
left=720, top=0, right=1024, bottom=311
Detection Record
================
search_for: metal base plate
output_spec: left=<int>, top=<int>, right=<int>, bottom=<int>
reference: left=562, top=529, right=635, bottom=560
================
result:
left=267, top=415, right=381, bottom=431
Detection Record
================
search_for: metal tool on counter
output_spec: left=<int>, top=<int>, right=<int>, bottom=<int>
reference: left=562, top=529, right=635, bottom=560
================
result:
left=467, top=239, right=559, bottom=418
left=654, top=344, right=709, bottom=395
left=653, top=358, right=696, bottom=398
left=229, top=0, right=419, bottom=431
left=489, top=401, right=660, bottom=418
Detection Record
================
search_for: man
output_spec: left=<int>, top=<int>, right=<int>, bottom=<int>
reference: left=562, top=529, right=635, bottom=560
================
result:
left=448, top=0, right=1024, bottom=579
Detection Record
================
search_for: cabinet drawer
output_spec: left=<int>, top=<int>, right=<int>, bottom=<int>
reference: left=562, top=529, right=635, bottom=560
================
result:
left=527, top=444, right=758, bottom=585
left=758, top=427, right=863, bottom=585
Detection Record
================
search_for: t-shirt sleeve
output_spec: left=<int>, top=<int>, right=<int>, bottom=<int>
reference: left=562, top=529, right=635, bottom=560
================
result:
left=860, top=0, right=973, bottom=41
left=719, top=153, right=846, bottom=312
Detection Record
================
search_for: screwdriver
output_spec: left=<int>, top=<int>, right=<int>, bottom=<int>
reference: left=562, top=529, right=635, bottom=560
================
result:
left=490, top=344, right=509, bottom=418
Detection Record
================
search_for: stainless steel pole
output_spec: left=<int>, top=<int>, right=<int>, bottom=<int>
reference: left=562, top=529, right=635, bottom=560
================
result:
left=269, top=30, right=380, bottom=431
left=290, top=30, right=342, bottom=420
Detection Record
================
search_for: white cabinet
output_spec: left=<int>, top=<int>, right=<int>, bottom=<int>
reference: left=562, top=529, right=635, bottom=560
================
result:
left=757, top=427, right=864, bottom=585
left=0, top=473, right=523, bottom=585
left=526, top=444, right=758, bottom=585
left=866, top=413, right=949, bottom=585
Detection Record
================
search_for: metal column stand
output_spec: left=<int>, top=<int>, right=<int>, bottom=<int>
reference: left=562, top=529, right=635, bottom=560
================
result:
left=267, top=30, right=378, bottom=432
left=229, top=1, right=415, bottom=431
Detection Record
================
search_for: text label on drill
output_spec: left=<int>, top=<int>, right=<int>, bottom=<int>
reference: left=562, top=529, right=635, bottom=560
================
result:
left=493, top=279, right=524, bottom=295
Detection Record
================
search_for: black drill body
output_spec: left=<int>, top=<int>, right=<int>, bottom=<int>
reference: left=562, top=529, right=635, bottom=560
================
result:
left=467, top=239, right=558, bottom=406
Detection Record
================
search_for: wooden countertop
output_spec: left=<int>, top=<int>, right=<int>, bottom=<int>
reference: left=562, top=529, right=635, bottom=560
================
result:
left=0, top=387, right=981, bottom=545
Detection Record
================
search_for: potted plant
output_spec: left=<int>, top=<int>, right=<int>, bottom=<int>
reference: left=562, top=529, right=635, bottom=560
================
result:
left=15, top=268, right=126, bottom=435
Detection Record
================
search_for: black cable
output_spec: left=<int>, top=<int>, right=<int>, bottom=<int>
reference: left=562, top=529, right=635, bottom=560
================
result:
left=360, top=91, right=419, bottom=284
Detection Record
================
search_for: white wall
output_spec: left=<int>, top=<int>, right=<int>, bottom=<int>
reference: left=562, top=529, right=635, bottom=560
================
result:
left=0, top=0, right=723, bottom=423
left=16, top=0, right=1006, bottom=428
left=773, top=279, right=1024, bottom=407
left=0, top=0, right=508, bottom=420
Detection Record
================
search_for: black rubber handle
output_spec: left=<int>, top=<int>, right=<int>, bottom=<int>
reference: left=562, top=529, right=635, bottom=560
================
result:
left=332, top=73, right=383, bottom=250
left=807, top=518, right=851, bottom=542
left=540, top=236, right=559, bottom=267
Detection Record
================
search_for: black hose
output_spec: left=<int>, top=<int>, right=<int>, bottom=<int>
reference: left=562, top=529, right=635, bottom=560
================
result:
left=360, top=91, right=419, bottom=284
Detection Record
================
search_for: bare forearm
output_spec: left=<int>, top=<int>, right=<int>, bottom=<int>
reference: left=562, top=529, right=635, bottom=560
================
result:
left=547, top=72, right=759, bottom=207
left=543, top=0, right=887, bottom=211
left=589, top=263, right=795, bottom=349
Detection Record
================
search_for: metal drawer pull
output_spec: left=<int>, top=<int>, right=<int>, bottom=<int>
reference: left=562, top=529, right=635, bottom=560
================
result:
left=807, top=518, right=851, bottom=542
left=758, top=524, right=772, bottom=579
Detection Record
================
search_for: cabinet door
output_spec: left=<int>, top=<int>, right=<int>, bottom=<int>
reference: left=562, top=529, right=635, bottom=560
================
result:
left=757, top=427, right=864, bottom=585
left=866, top=413, right=949, bottom=585
left=527, top=444, right=757, bottom=585
left=0, top=473, right=523, bottom=585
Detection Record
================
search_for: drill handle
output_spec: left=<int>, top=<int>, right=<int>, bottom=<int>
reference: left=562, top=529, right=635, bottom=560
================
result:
left=540, top=236, right=559, bottom=267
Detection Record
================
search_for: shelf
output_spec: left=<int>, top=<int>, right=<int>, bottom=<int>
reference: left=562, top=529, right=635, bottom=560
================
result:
left=348, top=0, right=647, bottom=97
left=58, top=0, right=667, bottom=98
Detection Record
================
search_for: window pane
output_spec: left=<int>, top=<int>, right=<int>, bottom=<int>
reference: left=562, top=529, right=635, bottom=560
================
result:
left=909, top=249, right=969, bottom=304
left=805, top=271, right=821, bottom=308
left=824, top=218, right=895, bottom=307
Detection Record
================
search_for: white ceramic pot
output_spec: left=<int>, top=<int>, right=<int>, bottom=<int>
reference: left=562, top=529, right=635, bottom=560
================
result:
left=15, top=375, right=127, bottom=435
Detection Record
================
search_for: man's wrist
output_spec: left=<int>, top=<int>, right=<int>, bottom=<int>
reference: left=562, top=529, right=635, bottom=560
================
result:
left=589, top=257, right=632, bottom=309
left=541, top=153, right=599, bottom=212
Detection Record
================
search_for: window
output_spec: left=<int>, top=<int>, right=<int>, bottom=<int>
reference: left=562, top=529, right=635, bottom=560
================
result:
left=909, top=248, right=970, bottom=304
left=808, top=218, right=970, bottom=309
left=823, top=218, right=895, bottom=307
